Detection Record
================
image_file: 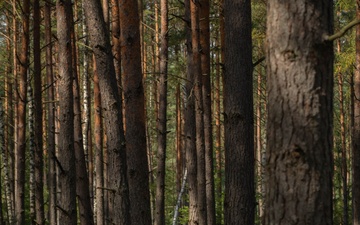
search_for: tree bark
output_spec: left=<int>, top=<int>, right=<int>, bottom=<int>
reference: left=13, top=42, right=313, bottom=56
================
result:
left=155, top=0, right=168, bottom=223
left=33, top=0, right=45, bottom=223
left=223, top=0, right=254, bottom=224
left=199, top=0, right=215, bottom=223
left=265, top=1, right=334, bottom=224
left=94, top=67, right=104, bottom=225
left=56, top=0, right=78, bottom=223
left=15, top=0, right=30, bottom=223
left=119, top=0, right=152, bottom=222
left=45, top=1, right=57, bottom=223
left=83, top=0, right=131, bottom=223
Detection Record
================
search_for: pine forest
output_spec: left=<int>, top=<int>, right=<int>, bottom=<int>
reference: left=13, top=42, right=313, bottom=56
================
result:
left=0, top=0, right=359, bottom=224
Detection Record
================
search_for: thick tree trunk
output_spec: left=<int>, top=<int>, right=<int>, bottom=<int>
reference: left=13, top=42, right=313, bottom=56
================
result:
left=265, top=1, right=333, bottom=224
left=83, top=0, right=131, bottom=224
left=15, top=0, right=30, bottom=224
left=155, top=0, right=168, bottom=223
left=354, top=2, right=360, bottom=224
left=119, top=0, right=152, bottom=223
left=223, top=0, right=254, bottom=224
left=56, top=0, right=78, bottom=223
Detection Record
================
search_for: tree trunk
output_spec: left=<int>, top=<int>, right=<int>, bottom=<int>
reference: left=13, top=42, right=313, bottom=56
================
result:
left=354, top=2, right=360, bottom=224
left=155, top=0, right=168, bottom=223
left=94, top=67, right=104, bottom=225
left=199, top=0, right=215, bottom=223
left=185, top=0, right=198, bottom=223
left=45, top=1, right=57, bottom=223
left=56, top=0, right=78, bottom=223
left=119, top=0, right=152, bottom=223
left=223, top=0, right=254, bottom=224
left=15, top=0, right=30, bottom=223
left=33, top=0, right=45, bottom=223
left=83, top=0, right=131, bottom=223
left=190, top=1, right=207, bottom=224
left=265, top=1, right=334, bottom=224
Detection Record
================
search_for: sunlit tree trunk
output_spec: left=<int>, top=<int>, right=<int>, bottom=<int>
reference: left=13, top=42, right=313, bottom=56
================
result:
left=56, top=0, right=78, bottom=223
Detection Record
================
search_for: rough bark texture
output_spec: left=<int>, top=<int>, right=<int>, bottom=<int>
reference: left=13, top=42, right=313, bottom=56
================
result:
left=15, top=0, right=29, bottom=224
left=265, top=1, right=334, bottom=225
left=33, top=0, right=44, bottom=223
left=354, top=2, right=360, bottom=225
left=223, top=0, right=254, bottom=224
left=154, top=0, right=168, bottom=223
left=56, top=0, right=78, bottom=224
left=83, top=0, right=130, bottom=224
left=119, top=0, right=152, bottom=224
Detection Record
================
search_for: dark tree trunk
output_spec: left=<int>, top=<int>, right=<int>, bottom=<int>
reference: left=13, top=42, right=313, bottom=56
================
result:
left=33, top=0, right=44, bottom=223
left=15, top=0, right=30, bottom=224
left=56, top=0, right=78, bottom=224
left=119, top=0, right=152, bottom=224
left=155, top=0, right=168, bottom=223
left=265, top=1, right=333, bottom=224
left=45, top=1, right=57, bottom=223
left=354, top=1, right=360, bottom=224
left=83, top=0, right=131, bottom=224
left=199, top=0, right=216, bottom=223
left=223, top=0, right=254, bottom=224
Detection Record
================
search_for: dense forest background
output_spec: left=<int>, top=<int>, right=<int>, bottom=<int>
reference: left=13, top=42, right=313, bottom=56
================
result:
left=0, top=0, right=357, bottom=224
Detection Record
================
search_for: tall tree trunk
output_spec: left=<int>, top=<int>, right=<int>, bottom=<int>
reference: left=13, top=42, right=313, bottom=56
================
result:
left=0, top=94, right=6, bottom=225
left=56, top=0, right=78, bottom=223
left=354, top=1, right=360, bottom=224
left=185, top=0, right=199, bottom=223
left=155, top=0, right=168, bottom=223
left=265, top=1, right=333, bottom=224
left=110, top=0, right=121, bottom=96
left=199, top=0, right=215, bottom=223
left=33, top=0, right=45, bottom=223
left=69, top=6, right=95, bottom=224
left=83, top=0, right=131, bottom=224
left=45, top=1, right=57, bottom=223
left=119, top=0, right=152, bottom=223
left=223, top=0, right=254, bottom=224
left=190, top=0, right=207, bottom=224
left=28, top=79, right=36, bottom=224
left=15, top=0, right=30, bottom=223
